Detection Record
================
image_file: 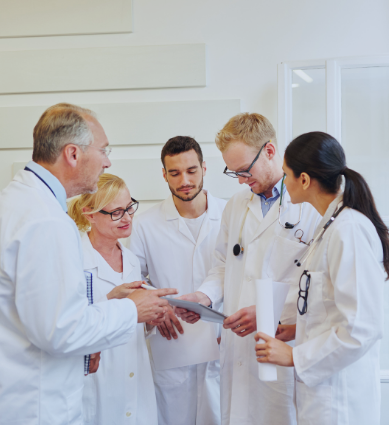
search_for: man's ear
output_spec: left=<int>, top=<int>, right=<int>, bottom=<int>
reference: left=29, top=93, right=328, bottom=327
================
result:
left=265, top=143, right=277, bottom=160
left=62, top=144, right=82, bottom=168
left=162, top=167, right=168, bottom=182
left=202, top=161, right=207, bottom=177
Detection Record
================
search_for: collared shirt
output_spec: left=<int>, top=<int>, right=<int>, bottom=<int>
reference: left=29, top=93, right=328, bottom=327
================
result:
left=25, top=160, right=68, bottom=213
left=254, top=177, right=284, bottom=217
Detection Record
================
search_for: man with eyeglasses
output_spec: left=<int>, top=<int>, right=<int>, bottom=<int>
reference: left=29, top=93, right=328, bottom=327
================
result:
left=0, top=103, right=176, bottom=425
left=129, top=136, right=226, bottom=425
left=176, top=113, right=321, bottom=425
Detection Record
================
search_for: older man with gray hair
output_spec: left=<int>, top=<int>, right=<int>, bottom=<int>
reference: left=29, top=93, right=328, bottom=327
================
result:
left=0, top=103, right=176, bottom=425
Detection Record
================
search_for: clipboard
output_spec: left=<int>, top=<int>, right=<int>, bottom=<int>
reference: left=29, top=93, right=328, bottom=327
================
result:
left=162, top=297, right=228, bottom=324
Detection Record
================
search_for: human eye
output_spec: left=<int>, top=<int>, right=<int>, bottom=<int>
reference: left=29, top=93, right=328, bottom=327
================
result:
left=111, top=210, right=123, bottom=218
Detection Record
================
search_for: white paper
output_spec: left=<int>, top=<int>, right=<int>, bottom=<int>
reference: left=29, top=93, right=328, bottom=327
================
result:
left=149, top=318, right=220, bottom=371
left=255, top=278, right=290, bottom=382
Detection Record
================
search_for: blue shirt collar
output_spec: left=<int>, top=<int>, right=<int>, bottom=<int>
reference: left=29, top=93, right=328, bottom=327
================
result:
left=253, top=177, right=285, bottom=200
left=25, top=161, right=68, bottom=213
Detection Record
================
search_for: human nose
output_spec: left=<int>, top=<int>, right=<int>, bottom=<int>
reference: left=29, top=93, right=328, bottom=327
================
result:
left=238, top=175, right=249, bottom=185
left=103, top=157, right=111, bottom=169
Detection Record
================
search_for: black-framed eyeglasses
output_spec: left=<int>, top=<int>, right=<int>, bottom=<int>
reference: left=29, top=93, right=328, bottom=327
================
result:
left=223, top=141, right=269, bottom=178
left=297, top=270, right=310, bottom=315
left=99, top=198, right=139, bottom=221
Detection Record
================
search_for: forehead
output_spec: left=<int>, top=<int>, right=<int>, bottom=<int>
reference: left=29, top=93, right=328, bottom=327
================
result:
left=104, top=187, right=131, bottom=209
left=222, top=141, right=258, bottom=169
left=164, top=149, right=201, bottom=169
left=85, top=115, right=109, bottom=147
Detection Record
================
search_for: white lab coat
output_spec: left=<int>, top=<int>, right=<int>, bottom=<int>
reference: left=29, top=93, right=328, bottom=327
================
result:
left=129, top=190, right=226, bottom=425
left=198, top=187, right=321, bottom=425
left=0, top=170, right=138, bottom=425
left=293, top=195, right=384, bottom=425
left=81, top=233, right=158, bottom=425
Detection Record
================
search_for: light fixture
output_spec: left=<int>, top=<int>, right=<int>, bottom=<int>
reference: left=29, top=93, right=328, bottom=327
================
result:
left=292, top=83, right=299, bottom=88
left=293, top=70, right=313, bottom=83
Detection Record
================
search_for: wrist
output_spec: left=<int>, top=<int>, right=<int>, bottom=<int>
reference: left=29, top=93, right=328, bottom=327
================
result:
left=195, top=291, right=212, bottom=307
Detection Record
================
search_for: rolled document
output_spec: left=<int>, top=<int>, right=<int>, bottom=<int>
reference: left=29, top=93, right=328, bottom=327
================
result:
left=255, top=278, right=290, bottom=382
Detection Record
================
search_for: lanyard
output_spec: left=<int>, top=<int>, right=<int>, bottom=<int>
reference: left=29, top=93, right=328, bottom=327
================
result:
left=24, top=166, right=57, bottom=199
left=295, top=204, right=345, bottom=268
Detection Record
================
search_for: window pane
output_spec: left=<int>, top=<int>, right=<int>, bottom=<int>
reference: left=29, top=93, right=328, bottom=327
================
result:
left=341, top=65, right=389, bottom=373
left=292, top=68, right=326, bottom=139
left=342, top=66, right=389, bottom=217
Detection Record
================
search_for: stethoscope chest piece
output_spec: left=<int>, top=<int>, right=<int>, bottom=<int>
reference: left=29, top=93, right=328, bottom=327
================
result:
left=233, top=243, right=242, bottom=256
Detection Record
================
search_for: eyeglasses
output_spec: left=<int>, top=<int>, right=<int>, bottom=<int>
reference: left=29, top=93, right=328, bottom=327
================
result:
left=223, top=141, right=269, bottom=178
left=87, top=145, right=112, bottom=157
left=99, top=198, right=139, bottom=221
left=297, top=270, right=311, bottom=315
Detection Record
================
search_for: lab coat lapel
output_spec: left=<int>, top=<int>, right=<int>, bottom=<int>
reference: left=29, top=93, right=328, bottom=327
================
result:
left=196, top=191, right=217, bottom=249
left=164, top=195, right=196, bottom=245
left=120, top=242, right=136, bottom=282
left=82, top=233, right=122, bottom=287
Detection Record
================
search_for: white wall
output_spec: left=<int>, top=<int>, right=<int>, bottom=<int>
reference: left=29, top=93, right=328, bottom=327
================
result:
left=0, top=0, right=388, bottom=420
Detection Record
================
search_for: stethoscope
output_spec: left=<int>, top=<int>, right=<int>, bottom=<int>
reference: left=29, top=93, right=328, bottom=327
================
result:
left=232, top=176, right=304, bottom=256
left=295, top=204, right=345, bottom=267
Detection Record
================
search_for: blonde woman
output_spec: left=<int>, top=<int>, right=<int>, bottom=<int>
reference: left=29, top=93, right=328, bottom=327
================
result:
left=68, top=173, right=158, bottom=425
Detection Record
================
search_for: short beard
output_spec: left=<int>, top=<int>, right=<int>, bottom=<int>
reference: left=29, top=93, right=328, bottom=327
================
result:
left=169, top=177, right=204, bottom=202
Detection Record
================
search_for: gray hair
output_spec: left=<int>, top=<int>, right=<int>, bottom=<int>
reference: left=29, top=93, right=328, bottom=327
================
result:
left=32, top=103, right=96, bottom=164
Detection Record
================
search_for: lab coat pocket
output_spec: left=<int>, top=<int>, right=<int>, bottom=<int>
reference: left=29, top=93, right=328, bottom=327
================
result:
left=305, top=271, right=327, bottom=328
left=296, top=381, right=332, bottom=425
left=266, top=236, right=307, bottom=323
left=266, top=235, right=307, bottom=285
left=67, top=386, right=83, bottom=425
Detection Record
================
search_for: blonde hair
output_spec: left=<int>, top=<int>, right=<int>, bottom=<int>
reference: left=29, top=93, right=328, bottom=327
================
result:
left=33, top=103, right=95, bottom=164
left=68, top=173, right=127, bottom=232
left=215, top=113, right=277, bottom=152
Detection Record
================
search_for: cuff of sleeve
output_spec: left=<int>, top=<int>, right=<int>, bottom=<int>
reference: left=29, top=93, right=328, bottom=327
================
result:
left=197, top=280, right=224, bottom=305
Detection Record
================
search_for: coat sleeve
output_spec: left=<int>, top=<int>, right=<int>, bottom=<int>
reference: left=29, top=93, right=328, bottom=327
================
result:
left=128, top=220, right=150, bottom=282
left=197, top=208, right=229, bottom=304
left=13, top=218, right=137, bottom=357
left=293, top=220, right=385, bottom=387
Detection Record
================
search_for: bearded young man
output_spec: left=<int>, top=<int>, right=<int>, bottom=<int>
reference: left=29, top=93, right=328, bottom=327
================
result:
left=128, top=136, right=226, bottom=425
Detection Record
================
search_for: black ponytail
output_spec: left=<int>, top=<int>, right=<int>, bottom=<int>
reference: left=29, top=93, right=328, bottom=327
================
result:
left=285, top=131, right=389, bottom=279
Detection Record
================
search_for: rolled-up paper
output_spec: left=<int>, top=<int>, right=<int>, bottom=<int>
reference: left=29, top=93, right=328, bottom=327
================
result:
left=255, top=279, right=290, bottom=381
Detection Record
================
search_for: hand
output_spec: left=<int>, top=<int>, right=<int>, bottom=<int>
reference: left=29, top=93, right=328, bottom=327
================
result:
left=174, top=292, right=211, bottom=324
left=254, top=332, right=294, bottom=367
left=156, top=306, right=184, bottom=340
left=223, top=305, right=256, bottom=337
left=89, top=352, right=101, bottom=374
left=128, top=287, right=178, bottom=323
left=275, top=324, right=296, bottom=342
left=107, top=281, right=144, bottom=300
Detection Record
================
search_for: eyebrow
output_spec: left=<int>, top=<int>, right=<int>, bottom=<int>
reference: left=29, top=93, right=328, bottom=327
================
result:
left=106, top=201, right=133, bottom=212
left=167, top=165, right=199, bottom=173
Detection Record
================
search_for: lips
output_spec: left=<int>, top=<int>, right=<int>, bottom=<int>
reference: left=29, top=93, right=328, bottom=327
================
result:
left=118, top=224, right=130, bottom=230
left=178, top=187, right=194, bottom=192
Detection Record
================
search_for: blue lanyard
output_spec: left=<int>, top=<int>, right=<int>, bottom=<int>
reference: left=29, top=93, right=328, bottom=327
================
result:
left=24, top=166, right=56, bottom=199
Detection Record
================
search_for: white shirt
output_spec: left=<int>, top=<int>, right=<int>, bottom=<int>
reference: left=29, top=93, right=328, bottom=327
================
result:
left=0, top=169, right=137, bottom=425
left=81, top=233, right=157, bottom=425
left=182, top=211, right=207, bottom=242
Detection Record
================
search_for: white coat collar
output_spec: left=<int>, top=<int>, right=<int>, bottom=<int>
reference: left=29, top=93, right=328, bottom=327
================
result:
left=163, top=189, right=218, bottom=246
left=313, top=193, right=344, bottom=240
left=163, top=189, right=219, bottom=221
left=243, top=187, right=291, bottom=243
left=81, top=232, right=137, bottom=286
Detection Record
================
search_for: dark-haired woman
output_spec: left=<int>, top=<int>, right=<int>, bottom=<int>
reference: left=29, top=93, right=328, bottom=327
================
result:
left=254, top=131, right=388, bottom=425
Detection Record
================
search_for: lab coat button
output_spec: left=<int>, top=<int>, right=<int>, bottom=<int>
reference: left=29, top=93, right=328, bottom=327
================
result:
left=126, top=412, right=131, bottom=417
left=129, top=372, right=134, bottom=378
